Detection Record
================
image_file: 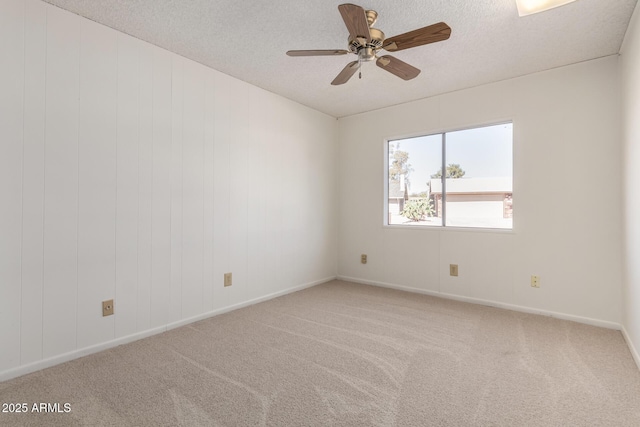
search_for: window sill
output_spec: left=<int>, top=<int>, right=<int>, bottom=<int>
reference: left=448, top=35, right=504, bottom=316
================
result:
left=382, top=224, right=515, bottom=234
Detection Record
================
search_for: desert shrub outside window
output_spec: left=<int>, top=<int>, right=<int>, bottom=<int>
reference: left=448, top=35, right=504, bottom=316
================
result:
left=386, top=122, right=513, bottom=229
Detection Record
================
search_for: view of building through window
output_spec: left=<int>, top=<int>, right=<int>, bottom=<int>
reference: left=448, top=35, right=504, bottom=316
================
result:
left=387, top=123, right=513, bottom=229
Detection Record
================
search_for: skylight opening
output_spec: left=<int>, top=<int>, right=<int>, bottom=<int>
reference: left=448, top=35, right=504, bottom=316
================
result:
left=516, top=0, right=578, bottom=17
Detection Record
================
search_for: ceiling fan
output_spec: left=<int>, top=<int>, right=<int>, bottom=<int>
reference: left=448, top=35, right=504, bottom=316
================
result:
left=286, top=3, right=451, bottom=85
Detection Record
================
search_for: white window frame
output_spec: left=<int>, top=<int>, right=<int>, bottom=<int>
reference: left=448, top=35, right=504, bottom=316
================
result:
left=383, top=121, right=514, bottom=232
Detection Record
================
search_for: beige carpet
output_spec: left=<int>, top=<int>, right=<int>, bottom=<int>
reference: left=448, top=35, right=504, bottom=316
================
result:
left=1, top=280, right=640, bottom=426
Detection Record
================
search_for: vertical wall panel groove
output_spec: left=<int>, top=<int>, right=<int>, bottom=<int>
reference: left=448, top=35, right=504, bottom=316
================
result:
left=181, top=60, right=205, bottom=319
left=170, top=55, right=184, bottom=323
left=75, top=8, right=81, bottom=352
left=151, top=48, right=172, bottom=327
left=229, top=79, right=249, bottom=306
left=19, top=0, right=25, bottom=367
left=135, top=39, right=140, bottom=333
left=21, top=0, right=47, bottom=364
left=203, top=72, right=215, bottom=312
left=115, top=33, right=140, bottom=339
left=21, top=0, right=47, bottom=365
left=0, top=0, right=25, bottom=372
left=212, top=73, right=233, bottom=310
left=150, top=47, right=172, bottom=329
left=42, top=5, right=80, bottom=359
left=137, top=43, right=153, bottom=331
left=137, top=42, right=153, bottom=332
left=41, top=3, right=48, bottom=362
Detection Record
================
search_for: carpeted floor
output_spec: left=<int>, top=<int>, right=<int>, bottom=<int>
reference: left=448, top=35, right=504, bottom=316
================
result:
left=1, top=280, right=640, bottom=426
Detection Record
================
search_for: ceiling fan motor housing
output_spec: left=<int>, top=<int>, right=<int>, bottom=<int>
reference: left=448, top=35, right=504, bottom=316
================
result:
left=348, top=27, right=385, bottom=61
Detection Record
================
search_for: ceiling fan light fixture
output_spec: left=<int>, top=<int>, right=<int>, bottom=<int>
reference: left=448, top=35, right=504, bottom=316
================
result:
left=358, top=47, right=376, bottom=62
left=515, top=0, right=578, bottom=17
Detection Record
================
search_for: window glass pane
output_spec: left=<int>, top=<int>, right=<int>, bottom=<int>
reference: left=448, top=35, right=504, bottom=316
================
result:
left=388, top=134, right=442, bottom=226
left=443, top=123, right=513, bottom=229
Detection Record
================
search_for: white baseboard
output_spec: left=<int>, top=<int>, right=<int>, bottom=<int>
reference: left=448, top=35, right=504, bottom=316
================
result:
left=621, top=325, right=640, bottom=371
left=0, top=276, right=335, bottom=383
left=337, top=275, right=622, bottom=330
left=165, top=276, right=335, bottom=330
left=0, top=325, right=166, bottom=383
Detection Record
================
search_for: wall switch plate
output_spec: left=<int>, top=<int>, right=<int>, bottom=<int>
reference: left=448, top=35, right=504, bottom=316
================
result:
left=450, top=264, right=459, bottom=277
left=361, top=254, right=367, bottom=264
left=531, top=275, right=540, bottom=288
left=102, top=299, right=114, bottom=317
left=224, top=272, right=232, bottom=287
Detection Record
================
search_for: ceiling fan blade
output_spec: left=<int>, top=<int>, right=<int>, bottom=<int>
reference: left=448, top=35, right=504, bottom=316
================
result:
left=286, top=49, right=349, bottom=57
left=376, top=55, right=421, bottom=80
left=331, top=61, right=359, bottom=85
left=383, top=22, right=451, bottom=52
left=338, top=4, right=371, bottom=42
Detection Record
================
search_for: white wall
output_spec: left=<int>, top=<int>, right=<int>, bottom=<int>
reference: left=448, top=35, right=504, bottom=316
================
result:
left=337, top=56, right=622, bottom=326
left=0, top=0, right=337, bottom=379
left=621, top=3, right=640, bottom=367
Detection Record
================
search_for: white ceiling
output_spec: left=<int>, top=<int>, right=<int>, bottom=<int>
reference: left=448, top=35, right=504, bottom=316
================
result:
left=43, top=0, right=637, bottom=118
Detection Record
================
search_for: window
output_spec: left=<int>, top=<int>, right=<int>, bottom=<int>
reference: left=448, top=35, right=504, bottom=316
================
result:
left=386, top=122, right=513, bottom=229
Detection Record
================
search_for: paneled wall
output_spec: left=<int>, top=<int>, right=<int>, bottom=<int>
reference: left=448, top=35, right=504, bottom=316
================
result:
left=337, top=56, right=622, bottom=327
left=0, top=0, right=337, bottom=377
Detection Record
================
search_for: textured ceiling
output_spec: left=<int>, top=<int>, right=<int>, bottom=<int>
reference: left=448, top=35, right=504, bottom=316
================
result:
left=43, top=0, right=638, bottom=118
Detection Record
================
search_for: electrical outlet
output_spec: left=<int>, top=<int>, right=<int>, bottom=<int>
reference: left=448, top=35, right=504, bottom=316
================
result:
left=531, top=275, right=540, bottom=288
left=224, top=272, right=232, bottom=287
left=361, top=254, right=367, bottom=264
left=450, top=264, right=458, bottom=277
left=102, top=299, right=114, bottom=317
